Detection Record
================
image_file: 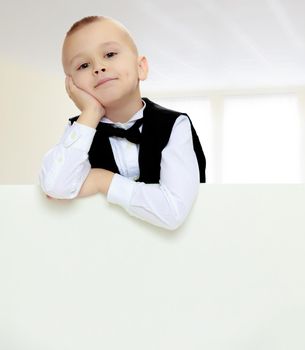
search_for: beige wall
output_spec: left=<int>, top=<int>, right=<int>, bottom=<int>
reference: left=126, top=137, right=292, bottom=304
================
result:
left=0, top=56, right=78, bottom=184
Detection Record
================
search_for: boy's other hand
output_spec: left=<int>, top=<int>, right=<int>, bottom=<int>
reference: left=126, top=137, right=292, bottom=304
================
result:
left=65, top=75, right=105, bottom=117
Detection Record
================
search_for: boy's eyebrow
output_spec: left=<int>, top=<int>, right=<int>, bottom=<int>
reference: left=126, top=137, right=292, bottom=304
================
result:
left=69, top=41, right=121, bottom=64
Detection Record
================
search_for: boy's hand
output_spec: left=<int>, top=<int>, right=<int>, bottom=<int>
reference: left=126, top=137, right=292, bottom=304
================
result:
left=65, top=75, right=105, bottom=117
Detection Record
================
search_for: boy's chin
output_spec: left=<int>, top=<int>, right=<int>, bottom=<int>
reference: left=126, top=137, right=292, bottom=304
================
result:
left=95, top=94, right=122, bottom=108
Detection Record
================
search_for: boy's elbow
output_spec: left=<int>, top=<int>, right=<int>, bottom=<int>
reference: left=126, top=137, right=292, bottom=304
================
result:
left=161, top=187, right=198, bottom=231
left=162, top=205, right=190, bottom=231
left=39, top=170, right=79, bottom=200
left=40, top=182, right=79, bottom=200
left=163, top=220, right=184, bottom=231
left=158, top=181, right=199, bottom=231
left=168, top=214, right=189, bottom=231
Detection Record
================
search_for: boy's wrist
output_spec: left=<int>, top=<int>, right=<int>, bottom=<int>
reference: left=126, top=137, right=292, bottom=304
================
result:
left=77, top=109, right=103, bottom=129
left=96, top=169, right=115, bottom=195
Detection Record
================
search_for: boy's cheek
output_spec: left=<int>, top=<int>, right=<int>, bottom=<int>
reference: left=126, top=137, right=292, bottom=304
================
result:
left=72, top=77, right=91, bottom=92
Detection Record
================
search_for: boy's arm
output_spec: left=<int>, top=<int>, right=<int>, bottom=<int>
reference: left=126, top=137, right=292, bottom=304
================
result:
left=40, top=76, right=107, bottom=199
left=44, top=115, right=199, bottom=230
left=40, top=113, right=114, bottom=199
left=39, top=119, right=97, bottom=199
left=106, top=115, right=200, bottom=230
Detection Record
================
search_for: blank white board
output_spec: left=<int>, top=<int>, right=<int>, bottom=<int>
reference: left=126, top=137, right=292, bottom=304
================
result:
left=0, top=185, right=305, bottom=349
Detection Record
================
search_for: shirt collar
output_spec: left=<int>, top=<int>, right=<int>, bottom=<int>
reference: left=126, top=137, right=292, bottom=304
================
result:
left=100, top=99, right=146, bottom=129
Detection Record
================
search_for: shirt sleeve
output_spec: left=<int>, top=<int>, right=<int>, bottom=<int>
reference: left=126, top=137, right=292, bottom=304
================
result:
left=38, top=121, right=96, bottom=199
left=107, top=115, right=200, bottom=230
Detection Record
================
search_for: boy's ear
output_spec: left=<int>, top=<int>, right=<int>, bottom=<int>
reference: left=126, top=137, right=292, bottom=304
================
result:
left=137, top=56, right=149, bottom=81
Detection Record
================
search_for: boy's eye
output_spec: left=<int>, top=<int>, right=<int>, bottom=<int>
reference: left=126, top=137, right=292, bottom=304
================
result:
left=77, top=63, right=89, bottom=70
left=76, top=52, right=117, bottom=70
left=105, top=52, right=117, bottom=58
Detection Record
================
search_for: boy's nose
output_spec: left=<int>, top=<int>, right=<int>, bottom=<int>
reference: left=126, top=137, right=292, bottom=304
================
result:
left=94, top=68, right=106, bottom=74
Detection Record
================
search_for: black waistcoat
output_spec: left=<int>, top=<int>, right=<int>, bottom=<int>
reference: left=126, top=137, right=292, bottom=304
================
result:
left=69, top=97, right=206, bottom=183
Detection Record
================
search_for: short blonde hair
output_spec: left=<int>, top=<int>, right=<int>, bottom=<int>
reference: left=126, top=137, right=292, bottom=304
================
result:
left=65, top=15, right=105, bottom=37
left=63, top=15, right=138, bottom=55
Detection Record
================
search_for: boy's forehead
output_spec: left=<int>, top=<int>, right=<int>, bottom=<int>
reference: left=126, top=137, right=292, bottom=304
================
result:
left=62, top=20, right=136, bottom=69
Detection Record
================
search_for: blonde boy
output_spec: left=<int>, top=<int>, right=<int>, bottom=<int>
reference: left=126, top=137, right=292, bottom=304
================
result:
left=39, top=16, right=206, bottom=230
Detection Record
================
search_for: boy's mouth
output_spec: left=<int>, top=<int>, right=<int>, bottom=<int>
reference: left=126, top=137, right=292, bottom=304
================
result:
left=95, top=78, right=117, bottom=88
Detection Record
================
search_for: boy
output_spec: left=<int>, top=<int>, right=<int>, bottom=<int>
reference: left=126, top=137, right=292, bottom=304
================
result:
left=39, top=15, right=206, bottom=230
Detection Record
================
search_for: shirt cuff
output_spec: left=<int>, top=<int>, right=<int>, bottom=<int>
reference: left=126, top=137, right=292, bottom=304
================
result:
left=107, top=173, right=136, bottom=208
left=62, top=122, right=96, bottom=152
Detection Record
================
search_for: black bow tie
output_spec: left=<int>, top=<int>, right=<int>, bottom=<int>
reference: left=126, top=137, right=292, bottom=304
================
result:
left=97, top=118, right=143, bottom=144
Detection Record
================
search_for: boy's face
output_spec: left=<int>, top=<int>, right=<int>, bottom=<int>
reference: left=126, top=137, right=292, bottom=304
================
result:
left=62, top=20, right=148, bottom=106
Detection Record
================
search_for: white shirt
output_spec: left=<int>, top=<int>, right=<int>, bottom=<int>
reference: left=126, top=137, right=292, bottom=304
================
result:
left=39, top=100, right=200, bottom=230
